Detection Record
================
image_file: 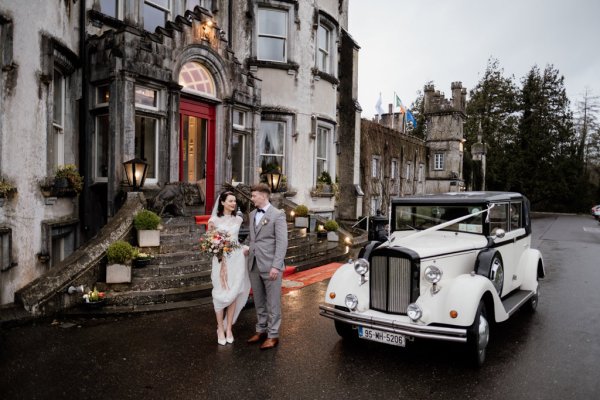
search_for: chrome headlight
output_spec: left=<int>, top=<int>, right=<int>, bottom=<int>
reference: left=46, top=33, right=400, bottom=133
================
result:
left=424, top=265, right=443, bottom=284
left=345, top=294, right=358, bottom=310
left=407, top=303, right=422, bottom=321
left=354, top=258, right=369, bottom=275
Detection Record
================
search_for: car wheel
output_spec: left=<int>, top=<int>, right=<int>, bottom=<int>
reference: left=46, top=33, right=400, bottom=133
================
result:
left=524, top=284, right=539, bottom=313
left=467, top=301, right=489, bottom=367
left=334, top=321, right=356, bottom=340
left=489, top=255, right=504, bottom=295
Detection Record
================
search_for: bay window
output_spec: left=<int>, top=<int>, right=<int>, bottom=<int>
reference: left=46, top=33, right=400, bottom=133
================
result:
left=259, top=120, right=285, bottom=174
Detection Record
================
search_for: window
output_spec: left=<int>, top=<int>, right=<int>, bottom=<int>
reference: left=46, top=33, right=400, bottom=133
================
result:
left=51, top=224, right=76, bottom=268
left=372, top=156, right=380, bottom=178
left=178, top=62, right=216, bottom=97
left=316, top=23, right=331, bottom=73
left=418, top=164, right=424, bottom=182
left=315, top=126, right=330, bottom=182
left=391, top=159, right=398, bottom=179
left=0, top=228, right=13, bottom=272
left=257, top=8, right=287, bottom=62
left=259, top=120, right=285, bottom=173
left=510, top=202, right=522, bottom=231
left=406, top=163, right=411, bottom=181
left=186, top=0, right=212, bottom=11
left=96, top=85, right=110, bottom=106
left=371, top=197, right=381, bottom=216
left=489, top=203, right=509, bottom=235
left=434, top=153, right=444, bottom=170
left=232, top=132, right=249, bottom=184
left=99, top=0, right=122, bottom=18
left=233, top=109, right=246, bottom=130
left=94, top=115, right=109, bottom=180
left=135, top=116, right=158, bottom=180
left=52, top=69, right=66, bottom=167
left=144, top=0, right=170, bottom=32
left=135, top=85, right=158, bottom=109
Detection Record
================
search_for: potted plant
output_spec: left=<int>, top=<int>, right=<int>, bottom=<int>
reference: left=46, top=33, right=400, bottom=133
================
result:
left=106, top=240, right=134, bottom=283
left=54, top=164, right=84, bottom=196
left=293, top=204, right=309, bottom=228
left=0, top=179, right=17, bottom=206
left=134, top=209, right=161, bottom=247
left=82, top=287, right=106, bottom=308
left=132, top=248, right=154, bottom=268
left=324, top=219, right=340, bottom=242
left=316, top=171, right=333, bottom=194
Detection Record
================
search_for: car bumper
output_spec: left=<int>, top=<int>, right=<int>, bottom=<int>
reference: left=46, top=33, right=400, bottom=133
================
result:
left=319, top=303, right=468, bottom=343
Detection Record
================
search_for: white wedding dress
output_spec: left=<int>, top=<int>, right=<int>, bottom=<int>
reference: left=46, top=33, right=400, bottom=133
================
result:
left=208, top=215, right=250, bottom=324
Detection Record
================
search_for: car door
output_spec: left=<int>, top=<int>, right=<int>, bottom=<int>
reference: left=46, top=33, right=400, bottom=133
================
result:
left=489, top=202, right=518, bottom=297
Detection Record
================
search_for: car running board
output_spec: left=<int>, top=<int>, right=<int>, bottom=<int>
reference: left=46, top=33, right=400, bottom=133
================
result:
left=501, top=290, right=534, bottom=316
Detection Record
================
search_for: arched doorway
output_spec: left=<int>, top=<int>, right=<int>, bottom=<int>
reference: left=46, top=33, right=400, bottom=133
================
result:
left=178, top=62, right=217, bottom=214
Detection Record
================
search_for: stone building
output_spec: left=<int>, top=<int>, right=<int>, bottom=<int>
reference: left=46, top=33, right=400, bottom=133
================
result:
left=361, top=82, right=467, bottom=216
left=0, top=0, right=360, bottom=305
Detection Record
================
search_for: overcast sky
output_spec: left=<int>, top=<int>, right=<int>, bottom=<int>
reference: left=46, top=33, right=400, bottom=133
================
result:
left=348, top=0, right=600, bottom=118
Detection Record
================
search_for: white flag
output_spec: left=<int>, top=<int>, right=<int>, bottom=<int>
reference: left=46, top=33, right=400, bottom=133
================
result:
left=375, top=93, right=385, bottom=115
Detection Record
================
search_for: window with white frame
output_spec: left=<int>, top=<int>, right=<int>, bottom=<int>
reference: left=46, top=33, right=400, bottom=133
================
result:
left=391, top=159, right=398, bottom=179
left=186, top=0, right=212, bottom=11
left=315, top=126, right=330, bottom=182
left=52, top=69, right=66, bottom=167
left=316, top=23, right=331, bottom=73
left=371, top=197, right=381, bottom=216
left=418, top=163, right=424, bottom=182
left=99, top=0, right=122, bottom=19
left=257, top=8, right=287, bottom=62
left=135, top=116, right=159, bottom=180
left=232, top=132, right=249, bottom=184
left=233, top=109, right=246, bottom=130
left=144, top=0, right=170, bottom=32
left=372, top=156, right=380, bottom=178
left=406, top=162, right=412, bottom=181
left=0, top=228, right=13, bottom=272
left=259, top=120, right=285, bottom=174
left=135, top=85, right=159, bottom=110
left=94, top=115, right=109, bottom=180
left=434, top=153, right=444, bottom=170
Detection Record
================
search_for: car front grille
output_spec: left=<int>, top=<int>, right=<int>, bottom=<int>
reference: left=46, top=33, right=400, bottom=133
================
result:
left=370, top=254, right=418, bottom=315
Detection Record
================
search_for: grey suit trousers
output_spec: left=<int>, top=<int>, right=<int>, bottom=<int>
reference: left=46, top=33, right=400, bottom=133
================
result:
left=249, top=259, right=282, bottom=338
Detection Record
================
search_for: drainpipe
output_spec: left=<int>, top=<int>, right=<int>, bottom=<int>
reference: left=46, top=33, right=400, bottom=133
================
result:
left=228, top=0, right=233, bottom=48
left=79, top=0, right=90, bottom=240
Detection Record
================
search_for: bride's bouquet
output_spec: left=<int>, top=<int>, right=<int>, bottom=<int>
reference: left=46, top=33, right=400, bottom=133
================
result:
left=199, top=229, right=241, bottom=262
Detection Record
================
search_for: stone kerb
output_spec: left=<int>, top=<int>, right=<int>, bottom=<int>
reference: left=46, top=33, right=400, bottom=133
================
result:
left=15, top=193, right=145, bottom=316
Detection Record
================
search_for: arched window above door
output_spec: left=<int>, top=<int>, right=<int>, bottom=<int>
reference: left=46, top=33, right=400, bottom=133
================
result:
left=178, top=62, right=216, bottom=97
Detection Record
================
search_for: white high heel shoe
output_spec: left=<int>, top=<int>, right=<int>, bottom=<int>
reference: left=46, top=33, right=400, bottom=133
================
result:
left=226, top=335, right=234, bottom=344
left=217, top=330, right=227, bottom=346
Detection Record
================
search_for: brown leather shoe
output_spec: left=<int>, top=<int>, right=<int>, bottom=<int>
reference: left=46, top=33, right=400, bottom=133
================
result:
left=259, top=338, right=279, bottom=350
left=247, top=332, right=267, bottom=344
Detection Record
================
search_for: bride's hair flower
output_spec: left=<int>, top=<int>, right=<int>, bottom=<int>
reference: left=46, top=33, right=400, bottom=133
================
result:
left=200, top=229, right=240, bottom=261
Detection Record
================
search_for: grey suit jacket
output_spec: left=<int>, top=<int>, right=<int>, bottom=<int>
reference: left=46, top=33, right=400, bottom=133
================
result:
left=247, top=205, right=288, bottom=273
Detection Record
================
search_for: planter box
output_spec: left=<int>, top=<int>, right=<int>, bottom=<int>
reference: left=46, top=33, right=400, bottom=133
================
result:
left=294, top=216, right=309, bottom=228
left=137, top=230, right=160, bottom=247
left=327, top=231, right=339, bottom=242
left=106, top=263, right=132, bottom=283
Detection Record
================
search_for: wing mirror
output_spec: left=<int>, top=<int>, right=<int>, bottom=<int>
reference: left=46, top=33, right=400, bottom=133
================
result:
left=494, top=228, right=506, bottom=239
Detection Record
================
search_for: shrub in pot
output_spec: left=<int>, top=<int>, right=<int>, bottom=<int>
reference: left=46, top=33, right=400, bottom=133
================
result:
left=134, top=209, right=161, bottom=247
left=106, top=240, right=134, bottom=283
left=294, top=204, right=309, bottom=228
left=324, top=220, right=340, bottom=242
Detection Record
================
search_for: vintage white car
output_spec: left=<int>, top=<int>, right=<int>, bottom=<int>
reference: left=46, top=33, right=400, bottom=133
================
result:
left=320, top=192, right=545, bottom=366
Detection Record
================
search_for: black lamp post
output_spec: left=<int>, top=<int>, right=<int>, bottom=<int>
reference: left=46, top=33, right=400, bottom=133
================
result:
left=122, top=158, right=148, bottom=191
left=262, top=170, right=282, bottom=193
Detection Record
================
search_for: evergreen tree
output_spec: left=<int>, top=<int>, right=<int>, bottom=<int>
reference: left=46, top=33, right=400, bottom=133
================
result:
left=465, top=58, right=520, bottom=191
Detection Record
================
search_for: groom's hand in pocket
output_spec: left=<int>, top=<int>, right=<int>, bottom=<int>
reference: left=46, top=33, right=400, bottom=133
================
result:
left=269, top=267, right=280, bottom=280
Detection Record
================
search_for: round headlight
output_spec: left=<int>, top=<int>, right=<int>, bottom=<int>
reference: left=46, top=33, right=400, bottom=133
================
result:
left=407, top=303, right=422, bottom=321
left=424, top=265, right=443, bottom=284
left=354, top=258, right=369, bottom=275
left=344, top=294, right=359, bottom=310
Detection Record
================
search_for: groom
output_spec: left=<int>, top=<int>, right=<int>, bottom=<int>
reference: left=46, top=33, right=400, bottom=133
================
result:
left=246, top=183, right=288, bottom=350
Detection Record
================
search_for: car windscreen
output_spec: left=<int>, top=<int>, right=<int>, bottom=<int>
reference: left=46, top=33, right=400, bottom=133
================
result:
left=393, top=204, right=484, bottom=234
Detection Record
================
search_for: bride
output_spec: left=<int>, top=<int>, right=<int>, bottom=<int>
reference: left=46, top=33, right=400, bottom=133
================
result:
left=207, top=191, right=250, bottom=345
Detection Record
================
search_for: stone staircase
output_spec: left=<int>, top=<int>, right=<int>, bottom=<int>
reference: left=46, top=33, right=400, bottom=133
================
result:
left=96, top=213, right=351, bottom=311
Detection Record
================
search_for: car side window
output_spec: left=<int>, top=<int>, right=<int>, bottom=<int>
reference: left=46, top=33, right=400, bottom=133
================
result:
left=510, top=202, right=522, bottom=230
left=489, top=203, right=509, bottom=234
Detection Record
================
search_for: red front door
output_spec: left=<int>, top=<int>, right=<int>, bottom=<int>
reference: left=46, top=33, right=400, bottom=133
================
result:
left=179, top=98, right=216, bottom=214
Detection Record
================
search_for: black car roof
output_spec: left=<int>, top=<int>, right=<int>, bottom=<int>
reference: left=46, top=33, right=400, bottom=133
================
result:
left=391, top=191, right=524, bottom=204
